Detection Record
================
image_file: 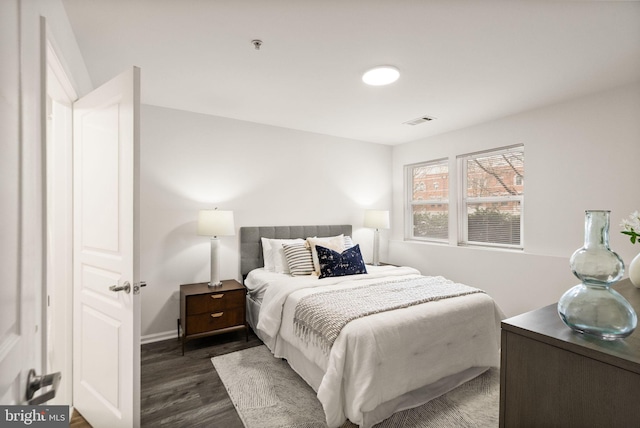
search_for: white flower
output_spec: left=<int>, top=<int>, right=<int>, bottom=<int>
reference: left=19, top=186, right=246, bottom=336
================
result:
left=622, top=211, right=640, bottom=230
left=621, top=211, right=640, bottom=245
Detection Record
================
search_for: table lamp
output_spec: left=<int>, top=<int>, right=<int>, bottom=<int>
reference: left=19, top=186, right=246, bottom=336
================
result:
left=364, top=210, right=390, bottom=266
left=198, top=208, right=235, bottom=286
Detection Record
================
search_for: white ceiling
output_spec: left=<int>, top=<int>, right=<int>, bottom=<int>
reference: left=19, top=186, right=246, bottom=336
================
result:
left=61, top=0, right=640, bottom=145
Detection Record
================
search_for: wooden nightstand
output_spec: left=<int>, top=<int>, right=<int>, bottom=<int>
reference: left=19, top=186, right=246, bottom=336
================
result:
left=179, top=279, right=248, bottom=355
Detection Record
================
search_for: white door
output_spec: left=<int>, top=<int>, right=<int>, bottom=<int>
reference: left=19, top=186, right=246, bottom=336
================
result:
left=0, top=0, right=38, bottom=405
left=73, top=67, right=141, bottom=428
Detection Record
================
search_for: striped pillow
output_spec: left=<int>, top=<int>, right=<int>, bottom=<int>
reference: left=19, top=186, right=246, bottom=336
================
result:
left=343, top=235, right=354, bottom=249
left=283, top=243, right=314, bottom=276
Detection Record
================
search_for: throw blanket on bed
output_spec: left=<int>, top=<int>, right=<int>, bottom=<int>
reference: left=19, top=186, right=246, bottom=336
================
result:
left=293, top=276, right=484, bottom=353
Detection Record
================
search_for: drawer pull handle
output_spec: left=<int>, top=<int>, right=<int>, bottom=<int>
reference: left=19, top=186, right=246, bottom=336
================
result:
left=211, top=312, right=224, bottom=318
left=211, top=294, right=224, bottom=299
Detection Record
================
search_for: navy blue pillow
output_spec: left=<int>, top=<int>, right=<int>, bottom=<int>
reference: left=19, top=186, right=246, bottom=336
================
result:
left=316, top=244, right=367, bottom=279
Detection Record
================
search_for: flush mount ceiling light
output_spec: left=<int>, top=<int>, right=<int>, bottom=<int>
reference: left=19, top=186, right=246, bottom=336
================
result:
left=362, top=66, right=400, bottom=86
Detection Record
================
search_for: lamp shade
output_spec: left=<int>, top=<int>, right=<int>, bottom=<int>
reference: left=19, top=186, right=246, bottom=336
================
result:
left=364, top=210, right=390, bottom=229
left=197, top=210, right=235, bottom=237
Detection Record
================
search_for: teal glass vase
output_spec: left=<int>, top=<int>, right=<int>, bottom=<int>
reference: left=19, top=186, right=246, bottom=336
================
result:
left=558, top=210, right=637, bottom=339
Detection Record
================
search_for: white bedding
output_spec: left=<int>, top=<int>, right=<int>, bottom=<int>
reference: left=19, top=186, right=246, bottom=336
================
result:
left=244, top=267, right=289, bottom=303
left=255, top=266, right=503, bottom=427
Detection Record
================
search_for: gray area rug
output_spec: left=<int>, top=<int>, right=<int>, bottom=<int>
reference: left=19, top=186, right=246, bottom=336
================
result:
left=212, top=345, right=499, bottom=428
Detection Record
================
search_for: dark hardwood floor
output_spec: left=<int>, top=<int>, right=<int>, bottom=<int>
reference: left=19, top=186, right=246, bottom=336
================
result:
left=141, top=329, right=263, bottom=427
left=70, top=409, right=91, bottom=427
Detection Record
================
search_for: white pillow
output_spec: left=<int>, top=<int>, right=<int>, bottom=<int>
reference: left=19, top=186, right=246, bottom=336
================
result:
left=268, top=238, right=305, bottom=273
left=260, top=237, right=276, bottom=271
left=307, top=235, right=345, bottom=275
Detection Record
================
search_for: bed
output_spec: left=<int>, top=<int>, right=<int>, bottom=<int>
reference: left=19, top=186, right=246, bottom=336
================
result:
left=240, top=225, right=503, bottom=428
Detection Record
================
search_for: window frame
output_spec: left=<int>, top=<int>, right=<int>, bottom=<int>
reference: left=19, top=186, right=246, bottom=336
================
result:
left=404, top=158, right=450, bottom=243
left=457, top=144, right=524, bottom=250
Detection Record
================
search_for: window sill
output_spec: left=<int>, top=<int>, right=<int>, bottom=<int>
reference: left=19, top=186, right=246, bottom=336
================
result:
left=401, top=238, right=524, bottom=253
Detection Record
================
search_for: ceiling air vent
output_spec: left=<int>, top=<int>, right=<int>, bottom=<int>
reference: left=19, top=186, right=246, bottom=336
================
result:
left=403, top=116, right=436, bottom=126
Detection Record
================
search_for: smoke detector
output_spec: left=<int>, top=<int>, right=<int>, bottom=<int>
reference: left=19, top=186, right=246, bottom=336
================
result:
left=252, top=39, right=263, bottom=50
left=403, top=116, right=436, bottom=126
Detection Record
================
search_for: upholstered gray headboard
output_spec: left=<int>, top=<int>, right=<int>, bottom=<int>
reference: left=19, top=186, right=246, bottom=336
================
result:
left=240, top=225, right=352, bottom=278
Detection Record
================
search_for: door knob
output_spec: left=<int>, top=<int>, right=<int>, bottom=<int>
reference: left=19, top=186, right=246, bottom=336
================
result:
left=27, top=369, right=61, bottom=405
left=109, top=281, right=131, bottom=294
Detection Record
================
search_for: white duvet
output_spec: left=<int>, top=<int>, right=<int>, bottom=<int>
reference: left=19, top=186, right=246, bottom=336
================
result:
left=256, top=266, right=503, bottom=427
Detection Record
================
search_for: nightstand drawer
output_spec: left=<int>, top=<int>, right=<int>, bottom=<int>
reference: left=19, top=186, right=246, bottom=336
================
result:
left=185, top=310, right=245, bottom=335
left=185, top=290, right=245, bottom=315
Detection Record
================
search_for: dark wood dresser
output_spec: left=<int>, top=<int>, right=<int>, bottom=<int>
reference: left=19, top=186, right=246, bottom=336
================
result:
left=500, top=278, right=640, bottom=428
left=179, top=279, right=248, bottom=355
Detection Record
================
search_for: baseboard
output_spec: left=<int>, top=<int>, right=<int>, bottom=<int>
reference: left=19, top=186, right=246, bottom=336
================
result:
left=141, top=330, right=178, bottom=345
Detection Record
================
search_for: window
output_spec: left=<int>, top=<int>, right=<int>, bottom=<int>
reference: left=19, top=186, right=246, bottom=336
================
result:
left=406, top=159, right=449, bottom=241
left=458, top=145, right=524, bottom=248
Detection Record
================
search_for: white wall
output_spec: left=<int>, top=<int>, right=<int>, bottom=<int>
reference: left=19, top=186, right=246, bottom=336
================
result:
left=140, top=105, right=392, bottom=339
left=35, top=0, right=93, bottom=97
left=141, top=84, right=640, bottom=338
left=390, top=83, right=640, bottom=317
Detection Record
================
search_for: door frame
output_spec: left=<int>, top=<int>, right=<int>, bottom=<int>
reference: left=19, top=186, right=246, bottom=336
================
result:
left=45, top=32, right=77, bottom=406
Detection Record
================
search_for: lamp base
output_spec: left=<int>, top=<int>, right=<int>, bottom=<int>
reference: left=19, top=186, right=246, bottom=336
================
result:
left=372, top=228, right=380, bottom=266
left=209, top=237, right=222, bottom=288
